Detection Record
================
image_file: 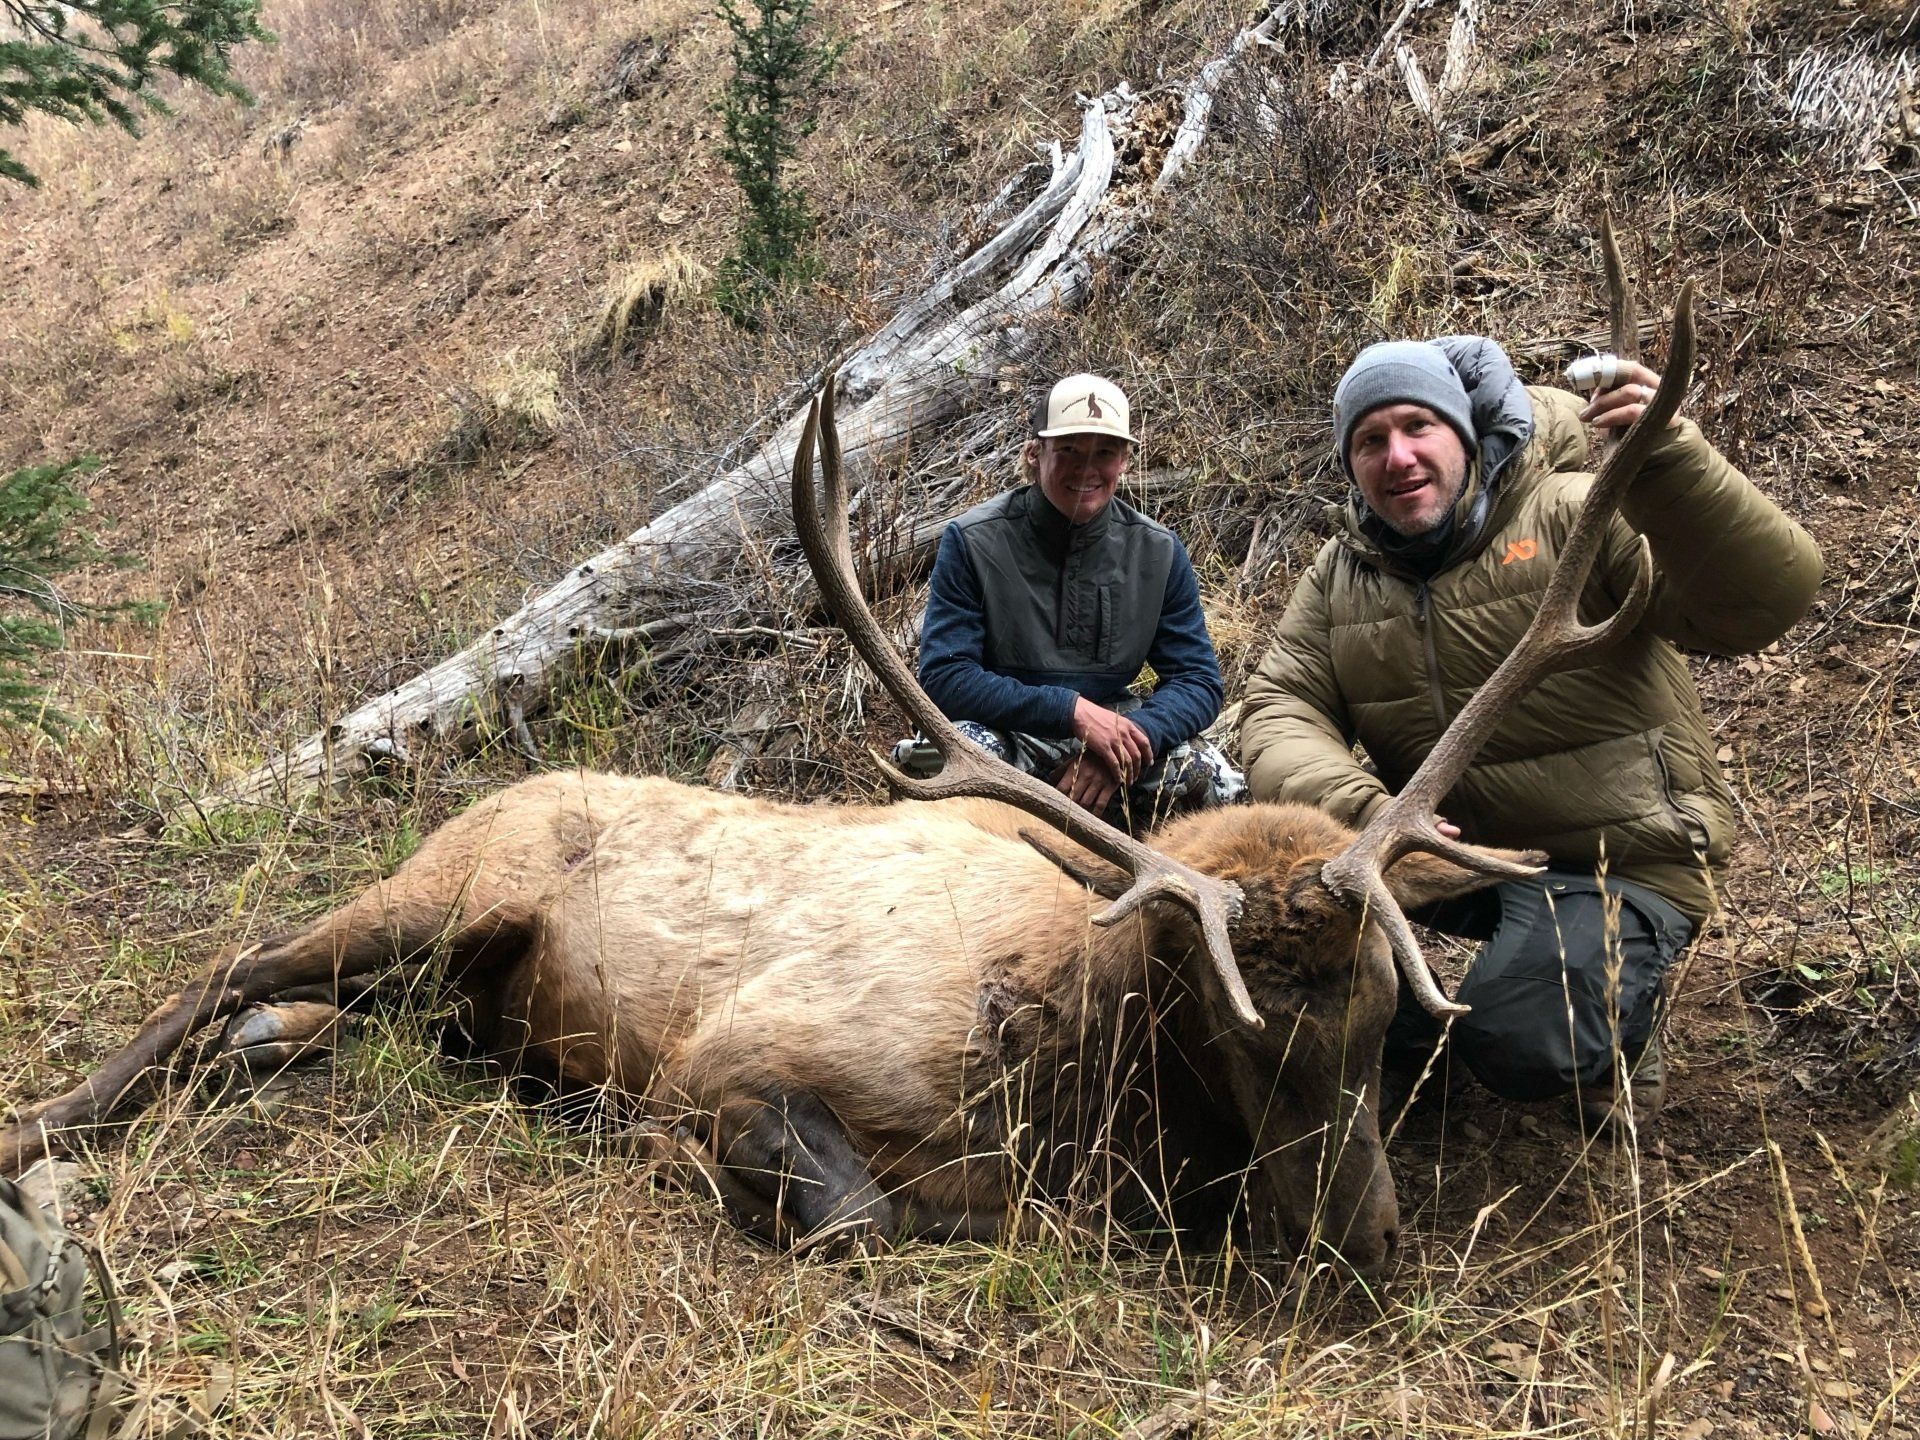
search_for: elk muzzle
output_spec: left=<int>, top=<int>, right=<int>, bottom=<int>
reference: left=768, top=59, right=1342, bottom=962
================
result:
left=1236, top=1065, right=1400, bottom=1279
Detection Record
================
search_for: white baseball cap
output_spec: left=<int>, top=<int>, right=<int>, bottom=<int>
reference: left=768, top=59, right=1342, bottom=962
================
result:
left=1033, top=372, right=1136, bottom=444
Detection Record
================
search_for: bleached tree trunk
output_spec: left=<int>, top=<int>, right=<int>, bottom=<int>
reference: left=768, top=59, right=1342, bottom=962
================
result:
left=216, top=6, right=1288, bottom=808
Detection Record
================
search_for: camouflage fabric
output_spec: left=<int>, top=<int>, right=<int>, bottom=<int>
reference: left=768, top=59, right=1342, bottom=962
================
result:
left=891, top=712, right=1245, bottom=834
left=1, top=1172, right=124, bottom=1440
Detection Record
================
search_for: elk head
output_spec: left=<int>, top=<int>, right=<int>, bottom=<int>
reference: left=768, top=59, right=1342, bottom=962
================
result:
left=1146, top=804, right=1541, bottom=1274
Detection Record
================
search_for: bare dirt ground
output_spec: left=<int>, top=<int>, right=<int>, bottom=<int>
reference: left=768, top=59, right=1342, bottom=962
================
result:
left=3, top=0, right=1917, bottom=1434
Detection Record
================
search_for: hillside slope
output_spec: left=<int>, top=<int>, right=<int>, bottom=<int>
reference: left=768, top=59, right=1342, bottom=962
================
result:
left=4, top=0, right=1159, bottom=749
left=3, top=0, right=1919, bottom=1434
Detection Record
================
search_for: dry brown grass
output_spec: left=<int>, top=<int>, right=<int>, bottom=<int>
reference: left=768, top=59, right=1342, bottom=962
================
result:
left=586, top=249, right=708, bottom=358
left=4, top=776, right=1911, bottom=1437
left=3, top=0, right=1918, bottom=1432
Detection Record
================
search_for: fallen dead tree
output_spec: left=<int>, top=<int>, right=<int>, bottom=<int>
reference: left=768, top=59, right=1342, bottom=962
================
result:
left=212, top=5, right=1292, bottom=809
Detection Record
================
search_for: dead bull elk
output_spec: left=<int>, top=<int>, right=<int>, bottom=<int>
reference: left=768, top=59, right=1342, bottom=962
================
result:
left=1, top=263, right=1693, bottom=1277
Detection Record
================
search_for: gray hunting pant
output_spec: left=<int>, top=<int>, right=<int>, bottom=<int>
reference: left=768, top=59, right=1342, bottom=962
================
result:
left=890, top=715, right=1245, bottom=834
left=1386, top=871, right=1694, bottom=1101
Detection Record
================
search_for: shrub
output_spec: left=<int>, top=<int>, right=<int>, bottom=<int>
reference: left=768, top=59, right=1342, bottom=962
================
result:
left=588, top=250, right=709, bottom=359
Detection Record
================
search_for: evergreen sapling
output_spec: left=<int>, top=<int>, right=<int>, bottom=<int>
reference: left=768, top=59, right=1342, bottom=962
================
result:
left=712, top=0, right=842, bottom=323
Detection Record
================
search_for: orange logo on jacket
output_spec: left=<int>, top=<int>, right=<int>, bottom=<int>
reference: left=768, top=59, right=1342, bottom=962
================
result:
left=1501, top=538, right=1538, bottom=565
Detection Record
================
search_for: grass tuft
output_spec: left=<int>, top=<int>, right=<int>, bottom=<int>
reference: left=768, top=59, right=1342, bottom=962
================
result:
left=587, top=249, right=709, bottom=359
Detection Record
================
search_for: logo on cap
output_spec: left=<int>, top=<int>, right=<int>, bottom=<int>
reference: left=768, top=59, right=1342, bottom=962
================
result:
left=1035, top=372, right=1136, bottom=443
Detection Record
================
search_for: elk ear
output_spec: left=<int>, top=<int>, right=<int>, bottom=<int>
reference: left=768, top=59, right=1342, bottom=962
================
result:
left=1020, top=829, right=1130, bottom=898
left=1384, top=845, right=1547, bottom=912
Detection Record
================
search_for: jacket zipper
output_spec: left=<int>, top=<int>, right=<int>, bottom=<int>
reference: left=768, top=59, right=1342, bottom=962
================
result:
left=1414, top=584, right=1449, bottom=733
left=1414, top=582, right=1475, bottom=834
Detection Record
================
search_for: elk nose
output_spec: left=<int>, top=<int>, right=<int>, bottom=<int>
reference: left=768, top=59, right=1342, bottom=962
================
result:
left=1345, top=1226, right=1399, bottom=1282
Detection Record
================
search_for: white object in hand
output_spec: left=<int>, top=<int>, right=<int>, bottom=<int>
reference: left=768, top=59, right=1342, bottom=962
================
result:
left=1564, top=353, right=1623, bottom=395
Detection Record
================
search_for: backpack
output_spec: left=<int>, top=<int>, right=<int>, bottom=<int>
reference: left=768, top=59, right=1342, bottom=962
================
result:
left=0, top=1170, right=125, bottom=1440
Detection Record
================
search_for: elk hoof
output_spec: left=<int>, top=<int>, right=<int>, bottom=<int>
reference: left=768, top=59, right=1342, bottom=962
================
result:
left=215, top=1001, right=344, bottom=1074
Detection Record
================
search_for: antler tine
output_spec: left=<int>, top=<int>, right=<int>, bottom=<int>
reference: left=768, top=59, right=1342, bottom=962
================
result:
left=790, top=377, right=1260, bottom=1029
left=1601, top=211, right=1639, bottom=365
left=1321, top=245, right=1697, bottom=1019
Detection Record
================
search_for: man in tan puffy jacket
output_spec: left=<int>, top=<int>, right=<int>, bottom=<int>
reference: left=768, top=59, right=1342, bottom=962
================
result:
left=1240, top=337, right=1821, bottom=1126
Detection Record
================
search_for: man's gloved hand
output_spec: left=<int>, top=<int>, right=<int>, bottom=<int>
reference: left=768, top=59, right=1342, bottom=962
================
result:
left=1071, top=696, right=1154, bottom=785
left=1571, top=358, right=1682, bottom=432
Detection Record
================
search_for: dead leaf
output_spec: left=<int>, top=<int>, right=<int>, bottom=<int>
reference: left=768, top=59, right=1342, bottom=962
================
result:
left=1486, top=1339, right=1541, bottom=1380
left=1647, top=1352, right=1678, bottom=1408
left=1119, top=1382, right=1223, bottom=1440
left=848, top=1295, right=966, bottom=1363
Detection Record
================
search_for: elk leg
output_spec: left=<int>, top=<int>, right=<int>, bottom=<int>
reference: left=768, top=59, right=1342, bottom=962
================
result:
left=214, top=1000, right=346, bottom=1075
left=709, top=1086, right=895, bottom=1247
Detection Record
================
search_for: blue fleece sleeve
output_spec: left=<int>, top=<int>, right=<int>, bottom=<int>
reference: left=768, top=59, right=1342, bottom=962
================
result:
left=916, top=526, right=1082, bottom=737
left=1131, top=540, right=1224, bottom=757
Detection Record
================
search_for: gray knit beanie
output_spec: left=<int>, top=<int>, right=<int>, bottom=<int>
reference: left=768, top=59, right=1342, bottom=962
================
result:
left=1332, top=341, right=1477, bottom=475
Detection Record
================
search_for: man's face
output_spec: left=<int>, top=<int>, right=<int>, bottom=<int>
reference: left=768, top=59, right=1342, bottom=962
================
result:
left=1035, top=433, right=1131, bottom=525
left=1348, top=403, right=1470, bottom=538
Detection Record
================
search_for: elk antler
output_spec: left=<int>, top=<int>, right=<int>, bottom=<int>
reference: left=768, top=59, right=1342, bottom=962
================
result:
left=1321, top=219, right=1693, bottom=1018
left=791, top=379, right=1260, bottom=1029
left=1601, top=211, right=1640, bottom=369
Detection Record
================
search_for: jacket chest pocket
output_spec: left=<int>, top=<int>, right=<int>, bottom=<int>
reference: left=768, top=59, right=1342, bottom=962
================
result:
left=1056, top=576, right=1114, bottom=667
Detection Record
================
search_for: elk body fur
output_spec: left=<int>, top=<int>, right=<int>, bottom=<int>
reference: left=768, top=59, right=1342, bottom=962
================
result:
left=67, top=768, right=1522, bottom=1271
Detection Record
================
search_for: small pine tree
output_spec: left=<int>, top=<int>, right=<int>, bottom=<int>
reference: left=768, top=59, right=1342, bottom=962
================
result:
left=1, top=0, right=270, bottom=187
left=712, top=0, right=842, bottom=323
left=0, top=457, right=153, bottom=732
